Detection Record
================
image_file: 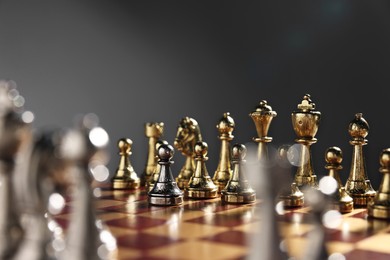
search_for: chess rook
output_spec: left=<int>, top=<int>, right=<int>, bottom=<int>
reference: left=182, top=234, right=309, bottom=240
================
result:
left=213, top=112, right=235, bottom=192
left=368, top=148, right=390, bottom=219
left=324, top=146, right=353, bottom=213
left=249, top=100, right=277, bottom=163
left=185, top=141, right=218, bottom=199
left=221, top=143, right=256, bottom=204
left=291, top=94, right=320, bottom=189
left=174, top=117, right=202, bottom=189
left=141, top=122, right=164, bottom=187
left=345, top=113, right=376, bottom=207
left=111, top=138, right=140, bottom=190
left=148, top=143, right=183, bottom=206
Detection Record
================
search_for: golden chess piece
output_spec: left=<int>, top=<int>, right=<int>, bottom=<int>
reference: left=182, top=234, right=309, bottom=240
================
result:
left=174, top=117, right=202, bottom=189
left=368, top=148, right=390, bottom=219
left=213, top=112, right=235, bottom=192
left=345, top=113, right=376, bottom=207
left=185, top=141, right=218, bottom=199
left=249, top=100, right=277, bottom=163
left=221, top=144, right=256, bottom=204
left=147, top=139, right=169, bottom=192
left=324, top=146, right=353, bottom=213
left=277, top=145, right=304, bottom=208
left=111, top=138, right=140, bottom=190
left=141, top=122, right=164, bottom=187
left=291, top=94, right=320, bottom=189
left=148, top=143, right=183, bottom=206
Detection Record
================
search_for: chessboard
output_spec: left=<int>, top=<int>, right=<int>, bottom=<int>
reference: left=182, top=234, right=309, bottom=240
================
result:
left=53, top=184, right=390, bottom=260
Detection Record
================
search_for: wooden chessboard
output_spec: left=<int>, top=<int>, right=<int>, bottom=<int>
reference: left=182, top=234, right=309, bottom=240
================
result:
left=54, top=185, right=390, bottom=260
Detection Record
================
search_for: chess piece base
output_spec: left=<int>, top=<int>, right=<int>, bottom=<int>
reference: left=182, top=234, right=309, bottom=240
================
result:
left=176, top=178, right=189, bottom=189
left=220, top=192, right=256, bottom=204
left=111, top=179, right=140, bottom=190
left=295, top=175, right=318, bottom=189
left=350, top=193, right=376, bottom=207
left=337, top=201, right=354, bottom=214
left=214, top=181, right=228, bottom=193
left=185, top=188, right=218, bottom=199
left=368, top=204, right=390, bottom=219
left=280, top=196, right=304, bottom=208
left=148, top=195, right=183, bottom=206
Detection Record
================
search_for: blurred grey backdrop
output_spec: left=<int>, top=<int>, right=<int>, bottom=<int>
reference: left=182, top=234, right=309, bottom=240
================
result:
left=0, top=0, right=389, bottom=188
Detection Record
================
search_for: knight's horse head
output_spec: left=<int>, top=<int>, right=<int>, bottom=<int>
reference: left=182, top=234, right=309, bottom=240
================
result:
left=174, top=117, right=202, bottom=156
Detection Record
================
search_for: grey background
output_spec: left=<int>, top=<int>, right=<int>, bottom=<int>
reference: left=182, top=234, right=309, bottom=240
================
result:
left=0, top=0, right=389, bottom=188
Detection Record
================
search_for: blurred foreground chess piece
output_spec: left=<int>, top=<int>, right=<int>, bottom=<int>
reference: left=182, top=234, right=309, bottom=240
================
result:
left=147, top=139, right=169, bottom=192
left=221, top=144, right=256, bottom=204
left=185, top=141, right=218, bottom=199
left=174, top=117, right=202, bottom=189
left=111, top=138, right=140, bottom=190
left=368, top=148, right=390, bottom=219
left=213, top=112, right=235, bottom=192
left=13, top=130, right=66, bottom=260
left=345, top=113, right=376, bottom=207
left=148, top=143, right=183, bottom=206
left=277, top=145, right=304, bottom=208
left=60, top=114, right=117, bottom=260
left=141, top=122, right=164, bottom=187
left=249, top=100, right=277, bottom=163
left=0, top=80, right=34, bottom=259
left=291, top=94, right=320, bottom=190
left=324, top=146, right=353, bottom=213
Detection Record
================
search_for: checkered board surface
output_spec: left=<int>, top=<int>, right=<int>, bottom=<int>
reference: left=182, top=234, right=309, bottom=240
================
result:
left=54, top=186, right=390, bottom=260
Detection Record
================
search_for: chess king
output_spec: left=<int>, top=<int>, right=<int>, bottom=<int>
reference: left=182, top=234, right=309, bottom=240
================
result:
left=291, top=94, right=321, bottom=190
left=174, top=117, right=202, bottom=189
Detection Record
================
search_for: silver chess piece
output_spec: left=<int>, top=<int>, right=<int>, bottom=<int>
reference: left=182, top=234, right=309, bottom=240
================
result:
left=59, top=113, right=117, bottom=260
left=0, top=80, right=33, bottom=259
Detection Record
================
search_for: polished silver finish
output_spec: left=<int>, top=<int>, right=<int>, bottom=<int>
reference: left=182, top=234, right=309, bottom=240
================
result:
left=148, top=143, right=183, bottom=206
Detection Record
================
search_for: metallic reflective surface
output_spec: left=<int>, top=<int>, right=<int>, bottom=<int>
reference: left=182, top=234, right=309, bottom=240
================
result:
left=141, top=122, right=164, bottom=187
left=345, top=113, right=376, bottom=207
left=291, top=94, right=320, bottom=189
left=148, top=143, right=183, bottom=206
left=213, top=112, right=235, bottom=192
left=111, top=138, right=140, bottom=190
left=174, top=117, right=202, bottom=189
left=324, top=146, right=353, bottom=213
left=368, top=148, right=390, bottom=219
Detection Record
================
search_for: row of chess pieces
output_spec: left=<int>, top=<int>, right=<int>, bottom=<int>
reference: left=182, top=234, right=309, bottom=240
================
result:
left=110, top=94, right=390, bottom=220
left=0, top=80, right=118, bottom=260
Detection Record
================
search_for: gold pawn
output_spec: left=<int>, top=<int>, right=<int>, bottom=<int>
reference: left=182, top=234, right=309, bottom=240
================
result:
left=277, top=145, right=304, bottom=208
left=141, top=122, right=164, bottom=187
left=221, top=144, right=256, bottom=204
left=185, top=141, right=218, bottom=199
left=111, top=138, right=140, bottom=190
left=213, top=112, right=235, bottom=192
left=291, top=94, right=321, bottom=189
left=345, top=113, right=376, bottom=207
left=324, top=146, right=353, bottom=213
left=368, top=148, right=390, bottom=219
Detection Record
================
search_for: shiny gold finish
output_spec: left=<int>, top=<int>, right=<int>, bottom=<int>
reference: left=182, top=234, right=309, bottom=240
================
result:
left=213, top=112, right=235, bottom=192
left=148, top=143, right=183, bottom=206
left=174, top=117, right=202, bottom=189
left=111, top=138, right=140, bottom=190
left=141, top=122, right=164, bottom=187
left=221, top=144, right=255, bottom=204
left=345, top=113, right=376, bottom=207
left=185, top=141, right=218, bottom=199
left=249, top=100, right=277, bottom=162
left=147, top=140, right=169, bottom=192
left=368, top=148, right=390, bottom=219
left=277, top=145, right=304, bottom=208
left=291, top=94, right=320, bottom=189
left=325, top=146, right=353, bottom=213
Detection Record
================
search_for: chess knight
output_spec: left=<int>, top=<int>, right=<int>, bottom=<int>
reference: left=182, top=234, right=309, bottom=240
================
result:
left=174, top=117, right=202, bottom=189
